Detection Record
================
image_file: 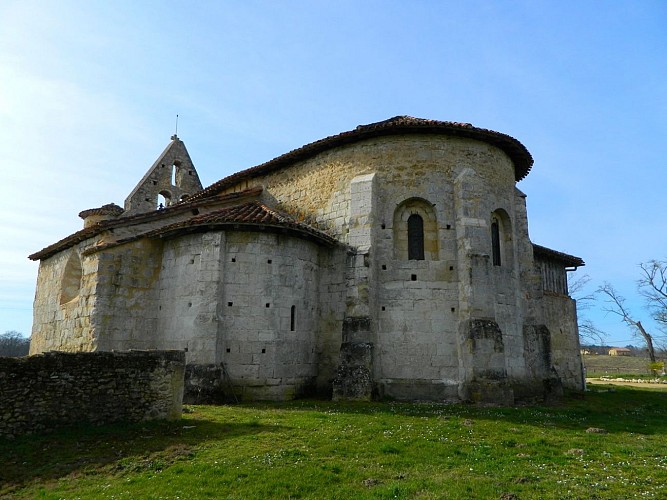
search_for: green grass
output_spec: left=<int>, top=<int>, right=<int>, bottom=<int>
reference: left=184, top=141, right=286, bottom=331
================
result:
left=2, top=386, right=667, bottom=499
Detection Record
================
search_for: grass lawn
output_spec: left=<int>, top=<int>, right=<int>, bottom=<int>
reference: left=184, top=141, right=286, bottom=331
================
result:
left=2, top=386, right=666, bottom=499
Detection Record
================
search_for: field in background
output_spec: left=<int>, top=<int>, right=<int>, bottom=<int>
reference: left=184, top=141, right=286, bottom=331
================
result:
left=2, top=387, right=667, bottom=499
left=583, top=354, right=660, bottom=377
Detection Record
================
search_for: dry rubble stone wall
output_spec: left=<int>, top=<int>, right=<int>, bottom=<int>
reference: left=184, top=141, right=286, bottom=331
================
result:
left=0, top=350, right=185, bottom=439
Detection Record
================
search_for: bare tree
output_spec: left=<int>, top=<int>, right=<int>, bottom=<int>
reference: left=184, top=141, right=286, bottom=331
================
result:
left=638, top=260, right=667, bottom=331
left=598, top=283, right=657, bottom=362
left=0, top=331, right=30, bottom=357
left=570, top=273, right=606, bottom=345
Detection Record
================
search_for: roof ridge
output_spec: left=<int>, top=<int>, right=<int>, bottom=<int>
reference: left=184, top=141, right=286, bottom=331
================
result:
left=355, top=115, right=474, bottom=130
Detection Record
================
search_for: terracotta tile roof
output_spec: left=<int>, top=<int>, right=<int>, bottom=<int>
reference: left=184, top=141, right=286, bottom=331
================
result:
left=188, top=116, right=534, bottom=203
left=143, top=201, right=336, bottom=246
left=29, top=225, right=104, bottom=262
left=533, top=244, right=585, bottom=267
left=29, top=188, right=264, bottom=261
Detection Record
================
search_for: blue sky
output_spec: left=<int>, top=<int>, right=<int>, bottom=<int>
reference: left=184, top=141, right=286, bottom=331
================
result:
left=1, top=1, right=665, bottom=347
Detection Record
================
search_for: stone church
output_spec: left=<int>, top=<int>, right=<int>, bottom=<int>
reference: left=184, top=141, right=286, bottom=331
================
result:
left=29, top=116, right=585, bottom=403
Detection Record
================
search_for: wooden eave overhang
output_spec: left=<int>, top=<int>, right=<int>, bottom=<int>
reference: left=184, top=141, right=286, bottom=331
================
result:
left=533, top=244, right=585, bottom=268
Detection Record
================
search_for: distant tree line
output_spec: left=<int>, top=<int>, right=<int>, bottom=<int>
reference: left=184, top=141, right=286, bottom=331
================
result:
left=0, top=331, right=30, bottom=357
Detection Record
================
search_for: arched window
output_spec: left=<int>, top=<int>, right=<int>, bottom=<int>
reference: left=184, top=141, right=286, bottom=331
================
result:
left=491, top=218, right=501, bottom=266
left=60, top=252, right=83, bottom=304
left=158, top=190, right=172, bottom=209
left=490, top=209, right=513, bottom=268
left=393, top=198, right=439, bottom=261
left=407, top=214, right=425, bottom=260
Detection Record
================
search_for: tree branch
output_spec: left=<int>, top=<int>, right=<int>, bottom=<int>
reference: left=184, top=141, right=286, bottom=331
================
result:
left=639, top=260, right=667, bottom=331
left=597, top=282, right=656, bottom=362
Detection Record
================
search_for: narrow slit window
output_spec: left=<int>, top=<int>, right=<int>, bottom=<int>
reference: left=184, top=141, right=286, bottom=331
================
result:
left=171, top=164, right=177, bottom=185
left=407, top=214, right=425, bottom=260
left=290, top=305, right=296, bottom=331
left=491, top=219, right=501, bottom=266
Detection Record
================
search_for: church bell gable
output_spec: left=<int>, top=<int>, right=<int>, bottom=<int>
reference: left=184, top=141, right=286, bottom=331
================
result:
left=123, top=135, right=203, bottom=215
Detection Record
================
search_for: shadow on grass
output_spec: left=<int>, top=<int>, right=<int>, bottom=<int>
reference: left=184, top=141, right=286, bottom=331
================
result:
left=239, top=385, right=667, bottom=436
left=0, top=414, right=283, bottom=496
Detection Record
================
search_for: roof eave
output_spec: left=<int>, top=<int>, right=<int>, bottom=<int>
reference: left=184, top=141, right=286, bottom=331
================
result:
left=533, top=243, right=585, bottom=268
left=152, top=222, right=338, bottom=247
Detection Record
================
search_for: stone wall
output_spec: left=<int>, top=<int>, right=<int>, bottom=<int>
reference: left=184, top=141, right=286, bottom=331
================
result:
left=543, top=292, right=585, bottom=390
left=0, top=350, right=184, bottom=439
left=155, top=233, right=221, bottom=363
left=30, top=239, right=165, bottom=355
left=95, top=240, right=164, bottom=352
left=30, top=224, right=346, bottom=401
left=220, top=231, right=328, bottom=400
left=230, top=135, right=515, bottom=241
left=30, top=247, right=96, bottom=353
left=218, top=133, right=580, bottom=401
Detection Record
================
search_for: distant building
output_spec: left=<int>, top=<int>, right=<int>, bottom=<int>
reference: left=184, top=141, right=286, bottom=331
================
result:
left=609, top=347, right=632, bottom=357
left=29, top=116, right=585, bottom=404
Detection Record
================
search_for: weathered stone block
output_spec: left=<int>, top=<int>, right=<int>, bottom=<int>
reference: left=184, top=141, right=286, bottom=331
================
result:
left=332, top=341, right=373, bottom=401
